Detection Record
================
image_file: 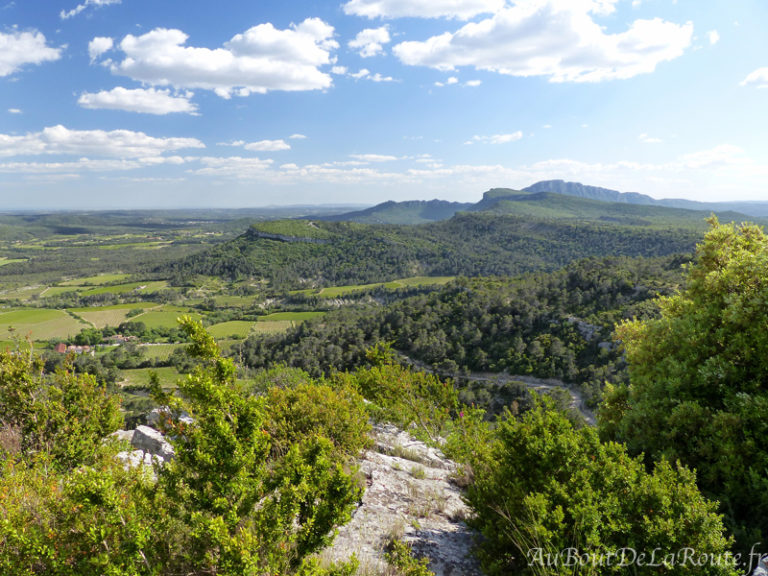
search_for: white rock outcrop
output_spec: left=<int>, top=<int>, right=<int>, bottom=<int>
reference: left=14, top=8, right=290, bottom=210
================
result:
left=322, top=423, right=482, bottom=576
left=112, top=424, right=174, bottom=469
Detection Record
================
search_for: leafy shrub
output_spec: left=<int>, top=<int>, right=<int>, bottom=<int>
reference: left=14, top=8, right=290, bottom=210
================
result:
left=265, top=377, right=371, bottom=458
left=340, top=344, right=457, bottom=444
left=466, top=399, right=737, bottom=576
left=602, top=220, right=768, bottom=549
left=0, top=349, right=122, bottom=469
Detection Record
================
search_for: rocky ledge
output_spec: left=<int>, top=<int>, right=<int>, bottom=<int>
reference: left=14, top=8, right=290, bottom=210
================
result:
left=322, top=423, right=482, bottom=576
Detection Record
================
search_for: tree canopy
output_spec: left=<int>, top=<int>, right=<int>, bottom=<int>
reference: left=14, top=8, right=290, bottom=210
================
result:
left=601, top=219, right=768, bottom=550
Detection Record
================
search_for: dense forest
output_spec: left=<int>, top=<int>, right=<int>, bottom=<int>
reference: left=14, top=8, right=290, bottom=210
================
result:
left=236, top=254, right=688, bottom=408
left=166, top=214, right=701, bottom=288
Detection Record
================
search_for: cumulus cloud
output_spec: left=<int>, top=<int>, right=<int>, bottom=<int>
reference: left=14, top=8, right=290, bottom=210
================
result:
left=741, top=68, right=768, bottom=88
left=289, top=134, right=307, bottom=140
left=349, top=26, right=391, bottom=57
left=466, top=132, right=523, bottom=144
left=0, top=30, right=62, bottom=77
left=189, top=156, right=274, bottom=178
left=465, top=79, right=482, bottom=86
left=435, top=76, right=459, bottom=86
left=78, top=87, right=198, bottom=115
left=0, top=125, right=204, bottom=158
left=99, top=19, right=338, bottom=97
left=8, top=108, right=22, bottom=114
left=393, top=0, right=693, bottom=83
left=707, top=30, right=719, bottom=45
left=342, top=0, right=504, bottom=20
left=60, top=0, right=121, bottom=19
left=347, top=68, right=396, bottom=82
left=244, top=139, right=291, bottom=152
left=350, top=153, right=398, bottom=162
left=88, top=36, right=114, bottom=62
left=220, top=139, right=292, bottom=151
left=639, top=133, right=662, bottom=144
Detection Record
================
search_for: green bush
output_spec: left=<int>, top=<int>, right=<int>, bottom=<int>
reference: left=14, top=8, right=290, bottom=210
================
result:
left=602, top=220, right=768, bottom=549
left=466, top=399, right=737, bottom=576
left=0, top=318, right=364, bottom=576
left=265, top=378, right=371, bottom=458
left=341, top=344, right=458, bottom=444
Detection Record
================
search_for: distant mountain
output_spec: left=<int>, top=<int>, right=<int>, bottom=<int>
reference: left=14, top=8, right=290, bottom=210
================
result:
left=523, top=180, right=658, bottom=205
left=524, top=180, right=768, bottom=216
left=467, top=190, right=747, bottom=226
left=319, top=181, right=756, bottom=225
left=318, top=199, right=472, bottom=225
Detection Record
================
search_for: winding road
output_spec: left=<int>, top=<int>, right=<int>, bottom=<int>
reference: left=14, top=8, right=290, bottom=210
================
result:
left=399, top=354, right=596, bottom=426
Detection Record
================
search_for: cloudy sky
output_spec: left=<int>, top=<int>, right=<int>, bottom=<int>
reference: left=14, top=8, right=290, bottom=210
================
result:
left=1, top=0, right=767, bottom=209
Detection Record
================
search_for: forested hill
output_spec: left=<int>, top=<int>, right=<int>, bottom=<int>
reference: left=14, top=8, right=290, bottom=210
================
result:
left=237, top=254, right=689, bottom=410
left=318, top=199, right=473, bottom=224
left=163, top=213, right=701, bottom=288
left=318, top=180, right=760, bottom=224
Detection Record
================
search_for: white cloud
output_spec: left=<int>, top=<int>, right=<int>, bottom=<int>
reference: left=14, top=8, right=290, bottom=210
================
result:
left=220, top=139, right=292, bottom=152
left=100, top=19, right=338, bottom=98
left=466, top=132, right=523, bottom=144
left=347, top=68, right=396, bottom=82
left=8, top=108, right=22, bottom=114
left=342, top=0, right=504, bottom=20
left=350, top=153, right=398, bottom=162
left=0, top=125, right=204, bottom=158
left=741, top=68, right=768, bottom=88
left=289, top=134, right=307, bottom=140
left=707, top=30, right=719, bottom=45
left=435, top=76, right=459, bottom=87
left=639, top=133, right=662, bottom=144
left=88, top=36, right=114, bottom=62
left=78, top=87, right=198, bottom=115
left=349, top=26, right=391, bottom=57
left=244, top=139, right=291, bottom=152
left=393, top=1, right=693, bottom=83
left=0, top=156, right=188, bottom=175
left=190, top=156, right=274, bottom=178
left=0, top=30, right=62, bottom=77
left=464, top=79, right=482, bottom=86
left=61, top=0, right=120, bottom=19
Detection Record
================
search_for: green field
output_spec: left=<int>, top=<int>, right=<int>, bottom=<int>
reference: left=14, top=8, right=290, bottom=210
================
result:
left=60, top=273, right=131, bottom=286
left=139, top=343, right=185, bottom=361
left=80, top=280, right=168, bottom=296
left=0, top=257, right=27, bottom=267
left=69, top=303, right=153, bottom=328
left=120, top=366, right=180, bottom=388
left=207, top=321, right=255, bottom=339
left=258, top=311, right=325, bottom=322
left=135, top=305, right=200, bottom=329
left=0, top=308, right=85, bottom=340
left=40, top=286, right=81, bottom=298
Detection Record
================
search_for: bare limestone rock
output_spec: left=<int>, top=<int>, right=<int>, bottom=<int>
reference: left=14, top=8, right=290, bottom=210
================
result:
left=322, top=423, right=482, bottom=576
left=112, top=425, right=174, bottom=469
left=131, top=425, right=175, bottom=461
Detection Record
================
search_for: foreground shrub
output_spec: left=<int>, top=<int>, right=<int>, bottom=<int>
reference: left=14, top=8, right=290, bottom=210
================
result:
left=341, top=344, right=457, bottom=443
left=265, top=378, right=370, bottom=457
left=602, top=220, right=768, bottom=549
left=466, top=400, right=737, bottom=576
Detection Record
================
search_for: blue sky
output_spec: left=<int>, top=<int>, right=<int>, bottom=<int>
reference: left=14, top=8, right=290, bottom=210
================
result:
left=1, top=0, right=767, bottom=209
